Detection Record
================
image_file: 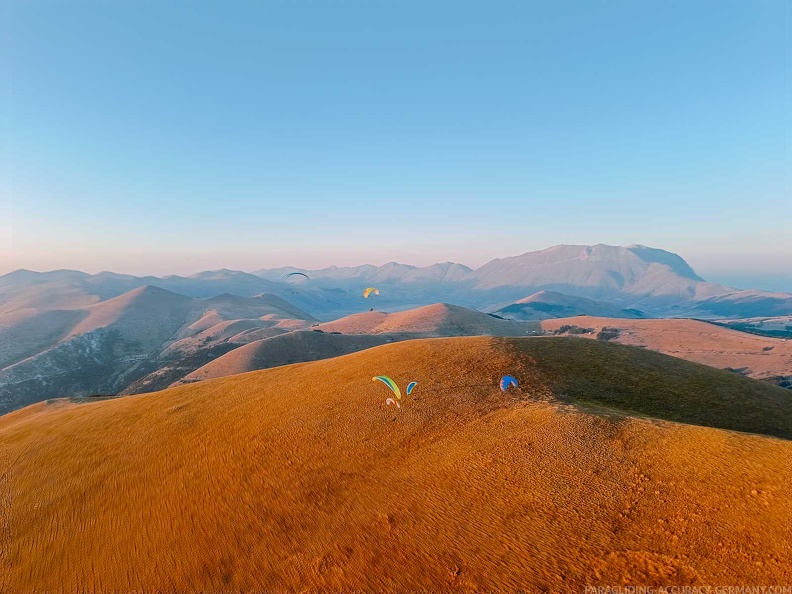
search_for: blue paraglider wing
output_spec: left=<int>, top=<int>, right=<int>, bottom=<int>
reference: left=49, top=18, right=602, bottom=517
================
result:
left=500, top=375, right=518, bottom=391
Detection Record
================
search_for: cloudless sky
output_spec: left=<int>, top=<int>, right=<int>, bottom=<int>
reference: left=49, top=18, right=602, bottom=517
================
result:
left=2, top=1, right=790, bottom=290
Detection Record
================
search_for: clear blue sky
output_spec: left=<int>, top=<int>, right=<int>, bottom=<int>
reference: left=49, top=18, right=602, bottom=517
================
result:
left=3, top=1, right=790, bottom=290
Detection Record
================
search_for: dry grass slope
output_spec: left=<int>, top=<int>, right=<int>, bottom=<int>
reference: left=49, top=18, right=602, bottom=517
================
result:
left=316, top=303, right=539, bottom=336
left=1, top=337, right=790, bottom=592
left=515, top=337, right=792, bottom=438
left=541, top=316, right=792, bottom=380
left=181, top=331, right=399, bottom=382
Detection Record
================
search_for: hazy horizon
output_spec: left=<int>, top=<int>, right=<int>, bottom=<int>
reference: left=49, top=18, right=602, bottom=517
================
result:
left=2, top=241, right=791, bottom=294
left=4, top=2, right=790, bottom=291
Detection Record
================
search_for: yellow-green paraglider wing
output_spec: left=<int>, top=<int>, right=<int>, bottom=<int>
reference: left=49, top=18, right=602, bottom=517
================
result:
left=373, top=375, right=401, bottom=399
left=363, top=287, right=380, bottom=298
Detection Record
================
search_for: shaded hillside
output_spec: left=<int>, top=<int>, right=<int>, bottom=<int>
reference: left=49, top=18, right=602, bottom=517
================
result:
left=0, top=308, right=88, bottom=369
left=187, top=293, right=318, bottom=331
left=0, top=286, right=197, bottom=414
left=695, top=290, right=792, bottom=317
left=515, top=337, right=791, bottom=438
left=316, top=303, right=540, bottom=336
left=492, top=290, right=645, bottom=320
left=180, top=331, right=403, bottom=383
left=120, top=341, right=260, bottom=395
left=541, top=316, right=792, bottom=381
left=118, top=295, right=318, bottom=394
left=1, top=338, right=790, bottom=591
left=0, top=287, right=315, bottom=414
left=65, top=285, right=196, bottom=344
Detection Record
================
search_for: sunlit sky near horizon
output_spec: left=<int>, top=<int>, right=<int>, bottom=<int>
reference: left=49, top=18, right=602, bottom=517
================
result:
left=2, top=1, right=790, bottom=291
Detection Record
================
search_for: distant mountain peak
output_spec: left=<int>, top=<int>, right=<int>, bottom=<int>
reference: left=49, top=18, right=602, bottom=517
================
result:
left=113, top=284, right=195, bottom=303
left=471, top=243, right=709, bottom=300
left=624, top=245, right=703, bottom=281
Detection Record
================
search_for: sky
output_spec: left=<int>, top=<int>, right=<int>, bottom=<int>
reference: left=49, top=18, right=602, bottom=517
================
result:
left=2, top=1, right=790, bottom=290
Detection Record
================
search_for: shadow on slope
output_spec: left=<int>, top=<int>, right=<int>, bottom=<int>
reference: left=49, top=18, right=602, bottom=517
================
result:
left=510, top=337, right=792, bottom=439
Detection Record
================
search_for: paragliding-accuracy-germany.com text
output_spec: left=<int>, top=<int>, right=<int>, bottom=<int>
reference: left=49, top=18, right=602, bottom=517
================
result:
left=584, top=587, right=792, bottom=594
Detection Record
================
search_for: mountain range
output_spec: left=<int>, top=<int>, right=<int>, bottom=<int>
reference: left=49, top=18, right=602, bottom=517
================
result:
left=1, top=243, right=790, bottom=414
left=255, top=244, right=790, bottom=316
left=4, top=244, right=790, bottom=319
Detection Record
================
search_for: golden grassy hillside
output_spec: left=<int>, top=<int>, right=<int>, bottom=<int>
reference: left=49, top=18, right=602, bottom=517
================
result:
left=316, top=302, right=540, bottom=336
left=1, top=337, right=790, bottom=592
left=541, top=316, right=792, bottom=380
left=180, top=331, right=397, bottom=383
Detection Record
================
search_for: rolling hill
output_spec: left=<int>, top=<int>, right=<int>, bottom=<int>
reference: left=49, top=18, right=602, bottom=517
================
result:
left=0, top=308, right=89, bottom=370
left=64, top=285, right=196, bottom=345
left=315, top=303, right=540, bottom=336
left=180, top=330, right=400, bottom=383
left=491, top=290, right=646, bottom=320
left=179, top=303, right=539, bottom=385
left=694, top=289, right=792, bottom=317
left=163, top=311, right=792, bottom=389
left=2, top=243, right=791, bottom=414
left=0, top=287, right=316, bottom=414
left=541, top=316, right=792, bottom=382
left=1, top=337, right=789, bottom=591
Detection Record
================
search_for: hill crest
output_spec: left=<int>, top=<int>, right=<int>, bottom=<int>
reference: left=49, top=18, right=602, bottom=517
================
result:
left=315, top=303, right=538, bottom=336
left=2, top=337, right=789, bottom=591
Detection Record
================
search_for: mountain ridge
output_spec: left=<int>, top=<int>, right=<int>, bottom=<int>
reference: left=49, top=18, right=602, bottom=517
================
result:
left=4, top=244, right=787, bottom=314
left=2, top=244, right=789, bottom=414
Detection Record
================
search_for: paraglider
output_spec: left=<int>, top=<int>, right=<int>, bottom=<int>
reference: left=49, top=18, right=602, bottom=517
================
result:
left=282, top=272, right=310, bottom=281
left=373, top=376, right=401, bottom=400
left=500, top=375, right=518, bottom=391
left=373, top=377, right=419, bottom=409
left=363, top=287, right=380, bottom=298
